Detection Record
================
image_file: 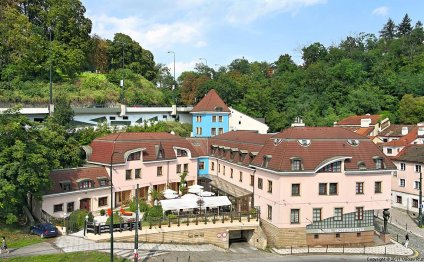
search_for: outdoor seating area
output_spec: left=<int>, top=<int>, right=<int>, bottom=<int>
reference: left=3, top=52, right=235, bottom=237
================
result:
left=160, top=194, right=231, bottom=216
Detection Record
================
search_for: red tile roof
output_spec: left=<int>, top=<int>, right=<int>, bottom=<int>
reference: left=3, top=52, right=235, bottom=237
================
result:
left=393, top=144, right=424, bottom=163
left=355, top=127, right=374, bottom=137
left=186, top=138, right=209, bottom=156
left=336, top=115, right=382, bottom=125
left=87, top=132, right=200, bottom=164
left=384, top=127, right=418, bottom=147
left=47, top=166, right=109, bottom=195
left=379, top=124, right=415, bottom=137
left=250, top=127, right=395, bottom=172
left=191, top=89, right=230, bottom=113
left=273, top=127, right=366, bottom=139
left=209, top=131, right=273, bottom=166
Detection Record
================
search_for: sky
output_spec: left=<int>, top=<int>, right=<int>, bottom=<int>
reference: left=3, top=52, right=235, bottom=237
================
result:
left=81, top=0, right=424, bottom=77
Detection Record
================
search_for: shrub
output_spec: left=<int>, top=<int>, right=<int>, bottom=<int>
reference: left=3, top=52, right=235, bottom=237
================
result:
left=68, top=209, right=89, bottom=231
left=146, top=205, right=163, bottom=218
left=100, top=209, right=105, bottom=216
left=106, top=213, right=124, bottom=225
left=87, top=212, right=94, bottom=222
left=139, top=200, right=150, bottom=213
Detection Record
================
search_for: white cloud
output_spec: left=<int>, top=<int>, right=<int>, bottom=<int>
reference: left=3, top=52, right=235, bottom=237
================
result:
left=372, top=6, right=389, bottom=16
left=89, top=13, right=207, bottom=50
left=226, top=0, right=327, bottom=24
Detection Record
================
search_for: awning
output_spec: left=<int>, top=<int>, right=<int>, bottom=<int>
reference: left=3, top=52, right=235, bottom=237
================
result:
left=160, top=195, right=231, bottom=212
left=209, top=175, right=253, bottom=198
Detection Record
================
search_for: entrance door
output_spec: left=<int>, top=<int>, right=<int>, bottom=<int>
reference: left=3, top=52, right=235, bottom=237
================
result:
left=80, top=198, right=91, bottom=211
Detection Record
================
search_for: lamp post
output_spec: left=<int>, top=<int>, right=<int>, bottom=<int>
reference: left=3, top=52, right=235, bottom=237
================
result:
left=109, top=150, right=120, bottom=262
left=48, top=27, right=53, bottom=115
left=116, top=41, right=125, bottom=104
left=167, top=51, right=175, bottom=89
left=419, top=172, right=422, bottom=227
left=133, top=184, right=139, bottom=262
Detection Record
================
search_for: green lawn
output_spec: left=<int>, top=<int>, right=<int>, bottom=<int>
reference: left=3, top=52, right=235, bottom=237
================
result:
left=0, top=223, right=45, bottom=248
left=6, top=251, right=129, bottom=262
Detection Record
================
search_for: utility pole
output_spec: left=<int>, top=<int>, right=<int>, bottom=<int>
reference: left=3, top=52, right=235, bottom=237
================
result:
left=134, top=184, right=139, bottom=261
left=48, top=27, right=53, bottom=115
left=419, top=172, right=422, bottom=227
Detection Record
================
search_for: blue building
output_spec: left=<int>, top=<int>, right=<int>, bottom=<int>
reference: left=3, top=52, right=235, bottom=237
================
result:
left=191, top=89, right=230, bottom=138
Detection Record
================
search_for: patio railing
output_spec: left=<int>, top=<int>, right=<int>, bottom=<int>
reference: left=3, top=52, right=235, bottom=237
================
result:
left=85, top=210, right=260, bottom=235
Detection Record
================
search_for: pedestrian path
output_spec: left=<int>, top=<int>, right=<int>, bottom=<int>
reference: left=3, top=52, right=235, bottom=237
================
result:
left=55, top=235, right=219, bottom=254
left=375, top=208, right=424, bottom=238
left=272, top=240, right=413, bottom=256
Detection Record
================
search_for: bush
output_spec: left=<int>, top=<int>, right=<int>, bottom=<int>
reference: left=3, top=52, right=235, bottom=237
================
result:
left=88, top=212, right=94, bottom=222
left=139, top=200, right=150, bottom=212
left=106, top=213, right=124, bottom=225
left=100, top=209, right=105, bottom=216
left=146, top=205, right=163, bottom=218
left=68, top=209, right=89, bottom=231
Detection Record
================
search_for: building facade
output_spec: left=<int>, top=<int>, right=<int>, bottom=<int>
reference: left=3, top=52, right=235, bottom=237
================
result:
left=205, top=127, right=395, bottom=247
left=391, top=145, right=424, bottom=213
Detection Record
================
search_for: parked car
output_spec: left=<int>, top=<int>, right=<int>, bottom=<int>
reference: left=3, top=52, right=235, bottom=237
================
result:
left=29, top=223, right=59, bottom=238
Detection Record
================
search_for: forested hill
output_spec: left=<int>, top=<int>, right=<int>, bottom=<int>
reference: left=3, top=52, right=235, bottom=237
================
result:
left=1, top=1, right=423, bottom=132
left=180, top=14, right=424, bottom=131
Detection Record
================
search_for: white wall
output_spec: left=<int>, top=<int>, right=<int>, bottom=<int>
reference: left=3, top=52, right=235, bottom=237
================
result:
left=229, top=107, right=269, bottom=134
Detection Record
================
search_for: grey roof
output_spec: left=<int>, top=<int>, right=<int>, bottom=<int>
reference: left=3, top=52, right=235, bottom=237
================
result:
left=210, top=175, right=252, bottom=198
left=73, top=107, right=120, bottom=114
left=395, top=145, right=424, bottom=164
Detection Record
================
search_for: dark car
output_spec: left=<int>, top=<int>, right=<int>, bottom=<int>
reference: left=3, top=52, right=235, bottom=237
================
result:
left=29, top=223, right=59, bottom=238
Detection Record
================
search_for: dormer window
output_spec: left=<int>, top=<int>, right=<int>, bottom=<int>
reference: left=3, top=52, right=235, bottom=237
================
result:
left=215, top=106, right=223, bottom=112
left=127, top=151, right=141, bottom=161
left=320, top=161, right=342, bottom=172
left=176, top=149, right=188, bottom=157
left=291, top=158, right=302, bottom=171
left=262, top=155, right=272, bottom=168
left=211, top=145, right=218, bottom=155
left=357, top=161, right=367, bottom=170
left=156, top=144, right=165, bottom=159
left=98, top=177, right=109, bottom=187
left=60, top=180, right=71, bottom=191
left=158, top=149, right=164, bottom=159
left=230, top=148, right=238, bottom=161
left=373, top=157, right=384, bottom=170
left=298, top=139, right=311, bottom=147
left=77, top=179, right=93, bottom=189
left=347, top=139, right=360, bottom=146
left=239, top=150, right=248, bottom=163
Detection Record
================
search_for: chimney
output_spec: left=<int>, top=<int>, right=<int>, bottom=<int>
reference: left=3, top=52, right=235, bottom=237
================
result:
left=418, top=127, right=424, bottom=136
left=360, top=118, right=371, bottom=128
left=401, top=127, right=409, bottom=136
left=291, top=116, right=305, bottom=127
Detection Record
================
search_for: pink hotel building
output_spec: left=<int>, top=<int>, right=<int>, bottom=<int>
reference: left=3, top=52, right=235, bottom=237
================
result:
left=37, top=127, right=395, bottom=247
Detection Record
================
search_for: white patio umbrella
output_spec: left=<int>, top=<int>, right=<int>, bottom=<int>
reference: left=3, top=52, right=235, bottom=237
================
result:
left=163, top=189, right=177, bottom=195
left=198, top=191, right=215, bottom=197
left=188, top=184, right=204, bottom=194
left=163, top=193, right=179, bottom=199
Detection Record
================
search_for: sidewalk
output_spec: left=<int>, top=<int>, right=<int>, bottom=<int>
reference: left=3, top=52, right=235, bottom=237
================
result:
left=55, top=235, right=221, bottom=253
left=375, top=208, right=424, bottom=238
left=83, top=219, right=259, bottom=241
left=273, top=240, right=413, bottom=256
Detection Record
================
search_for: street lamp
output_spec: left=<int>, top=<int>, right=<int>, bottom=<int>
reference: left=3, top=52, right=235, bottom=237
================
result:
left=133, top=184, right=139, bottom=262
left=109, top=150, right=121, bottom=262
left=419, top=172, right=422, bottom=227
left=199, top=58, right=208, bottom=66
left=167, top=51, right=175, bottom=89
left=48, top=27, right=53, bottom=115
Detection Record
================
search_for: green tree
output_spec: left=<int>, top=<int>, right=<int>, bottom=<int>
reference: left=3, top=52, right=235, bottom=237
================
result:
left=380, top=18, right=397, bottom=40
left=398, top=94, right=424, bottom=124
left=397, top=14, right=413, bottom=36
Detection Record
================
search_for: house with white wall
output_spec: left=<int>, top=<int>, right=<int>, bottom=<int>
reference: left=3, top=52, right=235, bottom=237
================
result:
left=391, top=145, right=424, bottom=213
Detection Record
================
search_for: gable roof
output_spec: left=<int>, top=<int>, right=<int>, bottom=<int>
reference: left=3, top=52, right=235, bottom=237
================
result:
left=384, top=127, right=418, bottom=147
left=250, top=127, right=395, bottom=172
left=394, top=144, right=424, bottom=164
left=191, top=89, right=230, bottom=113
left=208, top=131, right=273, bottom=166
left=47, top=166, right=109, bottom=195
left=87, top=132, right=200, bottom=165
left=379, top=124, right=416, bottom=137
left=336, top=115, right=382, bottom=126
